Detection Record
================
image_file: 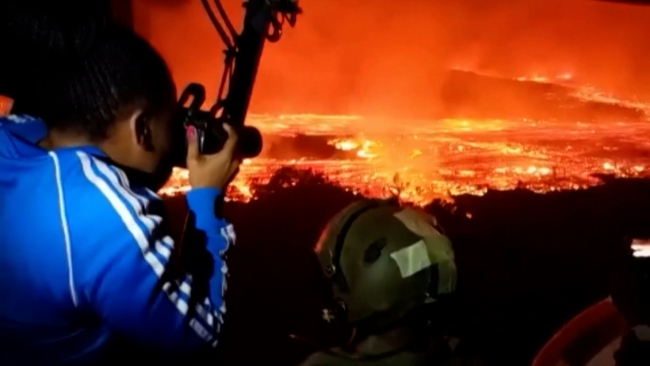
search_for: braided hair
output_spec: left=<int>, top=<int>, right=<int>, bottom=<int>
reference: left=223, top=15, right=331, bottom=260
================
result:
left=0, top=0, right=176, bottom=141
left=0, top=1, right=110, bottom=110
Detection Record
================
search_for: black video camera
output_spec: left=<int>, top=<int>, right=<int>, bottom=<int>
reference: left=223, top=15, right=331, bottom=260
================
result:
left=171, top=83, right=263, bottom=167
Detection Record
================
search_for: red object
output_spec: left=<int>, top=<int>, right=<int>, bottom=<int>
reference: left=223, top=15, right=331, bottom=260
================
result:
left=532, top=298, right=628, bottom=366
left=0, top=95, right=13, bottom=116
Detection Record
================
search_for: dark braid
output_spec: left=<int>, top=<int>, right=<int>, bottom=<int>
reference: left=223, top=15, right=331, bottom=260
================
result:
left=0, top=1, right=176, bottom=141
left=0, top=1, right=112, bottom=112
left=34, top=25, right=176, bottom=141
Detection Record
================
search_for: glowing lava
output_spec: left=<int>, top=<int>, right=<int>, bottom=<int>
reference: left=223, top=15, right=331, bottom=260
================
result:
left=158, top=74, right=650, bottom=205
left=159, top=118, right=650, bottom=204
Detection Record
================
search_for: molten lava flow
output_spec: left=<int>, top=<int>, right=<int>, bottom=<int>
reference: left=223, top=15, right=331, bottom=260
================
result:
left=159, top=77, right=650, bottom=205
left=328, top=138, right=378, bottom=159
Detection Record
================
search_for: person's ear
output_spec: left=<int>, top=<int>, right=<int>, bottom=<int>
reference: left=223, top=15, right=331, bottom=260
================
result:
left=129, top=108, right=155, bottom=152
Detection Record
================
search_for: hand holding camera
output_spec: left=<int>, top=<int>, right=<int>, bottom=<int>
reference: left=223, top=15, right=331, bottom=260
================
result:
left=186, top=123, right=241, bottom=190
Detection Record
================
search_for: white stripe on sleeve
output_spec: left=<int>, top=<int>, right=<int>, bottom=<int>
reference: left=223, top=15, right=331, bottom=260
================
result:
left=77, top=152, right=215, bottom=342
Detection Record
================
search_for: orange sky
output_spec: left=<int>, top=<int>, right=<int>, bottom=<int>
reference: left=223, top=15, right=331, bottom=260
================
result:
left=132, top=0, right=650, bottom=117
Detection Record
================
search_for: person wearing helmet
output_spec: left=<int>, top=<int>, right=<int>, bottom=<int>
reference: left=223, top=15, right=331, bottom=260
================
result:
left=298, top=198, right=483, bottom=366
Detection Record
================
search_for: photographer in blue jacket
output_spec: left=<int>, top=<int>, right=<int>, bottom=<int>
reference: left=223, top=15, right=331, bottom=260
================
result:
left=0, top=5, right=240, bottom=365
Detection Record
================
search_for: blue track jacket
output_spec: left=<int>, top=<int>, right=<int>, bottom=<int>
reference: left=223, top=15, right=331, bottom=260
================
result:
left=0, top=115, right=233, bottom=365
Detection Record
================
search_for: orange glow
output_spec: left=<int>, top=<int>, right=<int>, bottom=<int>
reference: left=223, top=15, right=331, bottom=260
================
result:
left=159, top=85, right=650, bottom=205
left=133, top=0, right=650, bottom=115
left=134, top=1, right=650, bottom=204
left=0, top=95, right=13, bottom=116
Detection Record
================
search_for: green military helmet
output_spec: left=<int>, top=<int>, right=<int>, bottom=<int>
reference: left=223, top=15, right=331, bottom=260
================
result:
left=315, top=198, right=457, bottom=332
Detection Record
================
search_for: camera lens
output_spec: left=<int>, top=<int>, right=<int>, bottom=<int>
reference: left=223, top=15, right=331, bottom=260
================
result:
left=238, top=126, right=263, bottom=158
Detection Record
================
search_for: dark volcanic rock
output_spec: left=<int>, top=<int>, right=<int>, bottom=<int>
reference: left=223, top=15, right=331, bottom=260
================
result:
left=440, top=70, right=645, bottom=122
